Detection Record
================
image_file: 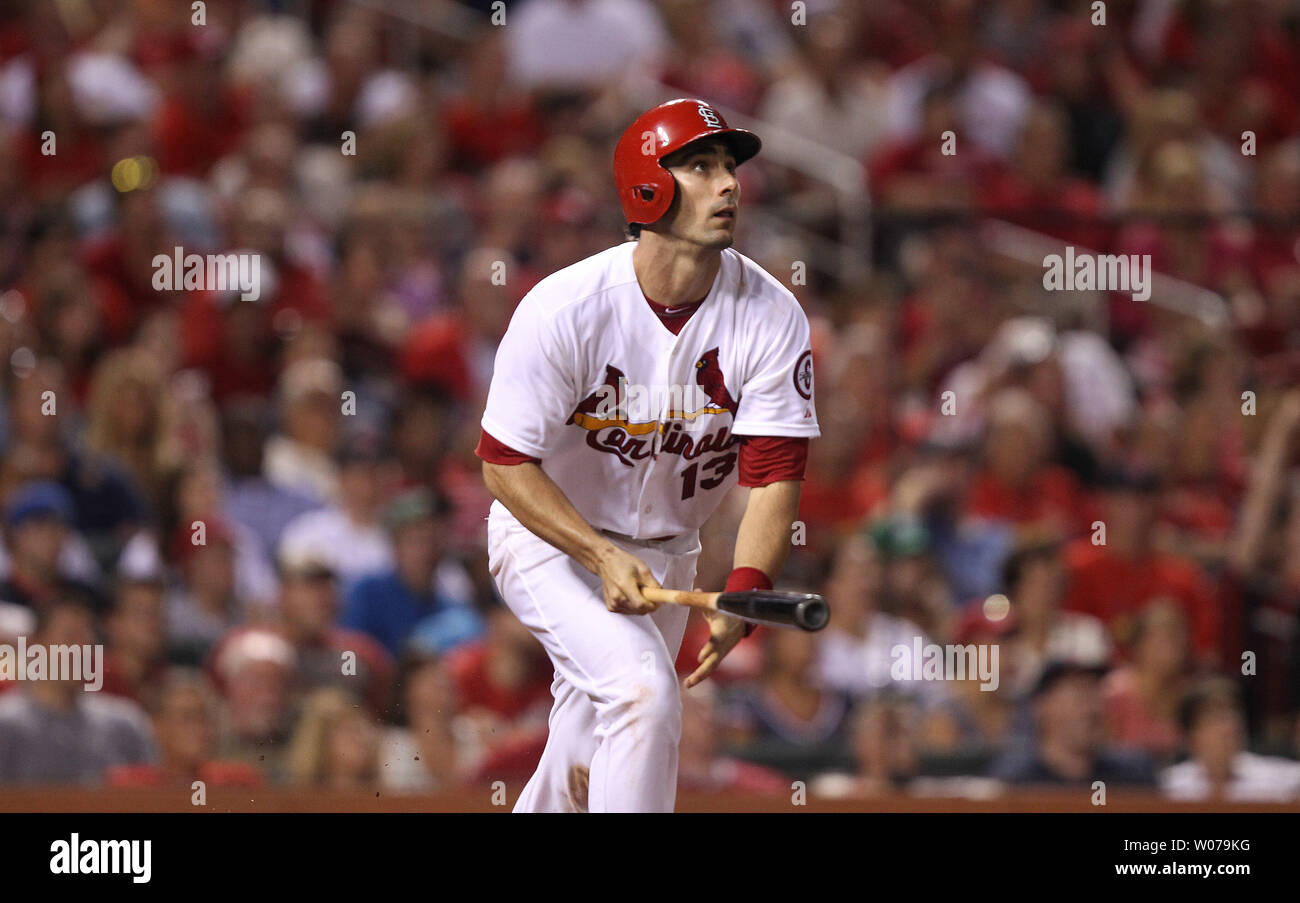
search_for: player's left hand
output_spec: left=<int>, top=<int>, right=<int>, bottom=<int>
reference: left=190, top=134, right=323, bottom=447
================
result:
left=684, top=593, right=746, bottom=689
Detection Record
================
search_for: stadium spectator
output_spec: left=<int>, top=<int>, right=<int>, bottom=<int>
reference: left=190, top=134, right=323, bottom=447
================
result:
left=0, top=595, right=156, bottom=784
left=286, top=687, right=381, bottom=789
left=263, top=357, right=345, bottom=505
left=1161, top=677, right=1300, bottom=803
left=444, top=593, right=551, bottom=767
left=341, top=488, right=480, bottom=659
left=277, top=435, right=397, bottom=591
left=723, top=628, right=853, bottom=780
left=220, top=399, right=321, bottom=559
left=812, top=694, right=922, bottom=798
left=1103, top=600, right=1195, bottom=761
left=1062, top=465, right=1220, bottom=662
left=100, top=570, right=168, bottom=704
left=918, top=597, right=1018, bottom=756
left=677, top=683, right=788, bottom=795
left=214, top=548, right=394, bottom=717
left=992, top=660, right=1156, bottom=788
left=209, top=628, right=297, bottom=781
left=0, top=480, right=103, bottom=613
left=107, top=668, right=262, bottom=788
left=379, top=652, right=469, bottom=793
left=815, top=531, right=940, bottom=705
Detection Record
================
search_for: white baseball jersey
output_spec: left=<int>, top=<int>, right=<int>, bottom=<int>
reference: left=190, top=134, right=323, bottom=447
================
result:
left=482, top=241, right=820, bottom=539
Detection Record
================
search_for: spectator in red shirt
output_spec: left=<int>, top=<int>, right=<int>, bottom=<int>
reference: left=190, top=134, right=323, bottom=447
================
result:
left=869, top=77, right=1001, bottom=215
left=107, top=669, right=262, bottom=788
left=966, top=387, right=1088, bottom=537
left=1063, top=465, right=1220, bottom=662
left=146, top=32, right=250, bottom=178
left=978, top=100, right=1107, bottom=249
left=440, top=31, right=545, bottom=172
left=1102, top=600, right=1195, bottom=763
left=446, top=593, right=552, bottom=728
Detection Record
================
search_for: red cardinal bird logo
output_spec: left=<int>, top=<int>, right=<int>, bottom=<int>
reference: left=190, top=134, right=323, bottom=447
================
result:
left=692, top=348, right=738, bottom=418
left=567, top=349, right=736, bottom=434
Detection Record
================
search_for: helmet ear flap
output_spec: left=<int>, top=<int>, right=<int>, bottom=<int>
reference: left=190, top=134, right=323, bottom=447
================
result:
left=634, top=185, right=655, bottom=201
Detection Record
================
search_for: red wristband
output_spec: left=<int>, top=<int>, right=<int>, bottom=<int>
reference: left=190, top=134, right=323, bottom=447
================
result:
left=724, top=567, right=772, bottom=637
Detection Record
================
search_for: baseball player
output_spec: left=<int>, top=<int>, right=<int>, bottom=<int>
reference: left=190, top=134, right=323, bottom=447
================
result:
left=476, top=98, right=819, bottom=812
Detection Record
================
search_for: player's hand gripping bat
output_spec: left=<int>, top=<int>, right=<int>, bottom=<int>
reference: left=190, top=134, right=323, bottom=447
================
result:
left=640, top=587, right=829, bottom=632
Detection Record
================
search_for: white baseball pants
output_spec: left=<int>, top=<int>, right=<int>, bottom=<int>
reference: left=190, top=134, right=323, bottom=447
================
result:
left=487, top=504, right=699, bottom=812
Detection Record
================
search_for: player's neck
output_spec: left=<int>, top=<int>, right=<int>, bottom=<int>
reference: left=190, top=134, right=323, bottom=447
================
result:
left=631, top=234, right=722, bottom=308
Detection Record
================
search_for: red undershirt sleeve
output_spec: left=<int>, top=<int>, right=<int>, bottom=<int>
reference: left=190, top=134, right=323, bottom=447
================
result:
left=736, top=436, right=809, bottom=486
left=475, top=428, right=542, bottom=465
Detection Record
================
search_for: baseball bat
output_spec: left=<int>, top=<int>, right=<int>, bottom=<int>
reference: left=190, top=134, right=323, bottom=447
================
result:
left=641, top=587, right=830, bottom=632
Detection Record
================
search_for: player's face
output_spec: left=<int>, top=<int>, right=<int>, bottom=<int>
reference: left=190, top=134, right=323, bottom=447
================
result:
left=662, top=142, right=739, bottom=249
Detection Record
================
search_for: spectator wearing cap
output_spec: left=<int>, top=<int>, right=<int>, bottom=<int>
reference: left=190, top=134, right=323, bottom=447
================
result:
left=860, top=514, right=953, bottom=642
left=1001, top=534, right=1111, bottom=696
left=0, top=480, right=104, bottom=614
left=1160, top=677, right=1300, bottom=802
left=918, top=597, right=1018, bottom=757
left=0, top=595, right=156, bottom=784
left=208, top=628, right=297, bottom=780
left=211, top=548, right=395, bottom=717
left=340, top=489, right=480, bottom=659
left=1103, top=600, right=1195, bottom=762
left=991, top=660, right=1156, bottom=788
left=1062, top=464, right=1220, bottom=662
left=277, top=435, right=397, bottom=591
left=107, top=669, right=262, bottom=789
left=262, top=358, right=344, bottom=505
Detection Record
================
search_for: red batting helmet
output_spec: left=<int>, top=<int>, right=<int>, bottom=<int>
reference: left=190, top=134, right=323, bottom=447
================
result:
left=613, top=98, right=761, bottom=225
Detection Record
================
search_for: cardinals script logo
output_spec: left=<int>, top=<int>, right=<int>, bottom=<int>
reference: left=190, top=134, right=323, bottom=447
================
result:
left=567, top=348, right=742, bottom=468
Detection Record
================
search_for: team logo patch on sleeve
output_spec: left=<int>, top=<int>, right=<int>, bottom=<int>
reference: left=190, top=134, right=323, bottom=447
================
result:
left=793, top=350, right=814, bottom=399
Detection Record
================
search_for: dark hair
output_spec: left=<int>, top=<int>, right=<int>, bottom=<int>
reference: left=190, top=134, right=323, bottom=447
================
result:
left=1000, top=532, right=1063, bottom=593
left=1178, top=676, right=1241, bottom=734
left=387, top=649, right=445, bottom=726
left=626, top=222, right=643, bottom=240
left=33, top=586, right=100, bottom=635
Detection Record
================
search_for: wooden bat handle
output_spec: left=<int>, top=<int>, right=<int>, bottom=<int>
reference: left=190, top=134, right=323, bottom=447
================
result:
left=641, top=586, right=719, bottom=611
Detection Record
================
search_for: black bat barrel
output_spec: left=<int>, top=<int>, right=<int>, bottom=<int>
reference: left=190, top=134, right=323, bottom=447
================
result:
left=715, top=590, right=830, bottom=632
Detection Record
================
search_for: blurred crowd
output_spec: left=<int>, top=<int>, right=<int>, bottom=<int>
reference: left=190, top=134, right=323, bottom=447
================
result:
left=2, top=0, right=1300, bottom=805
